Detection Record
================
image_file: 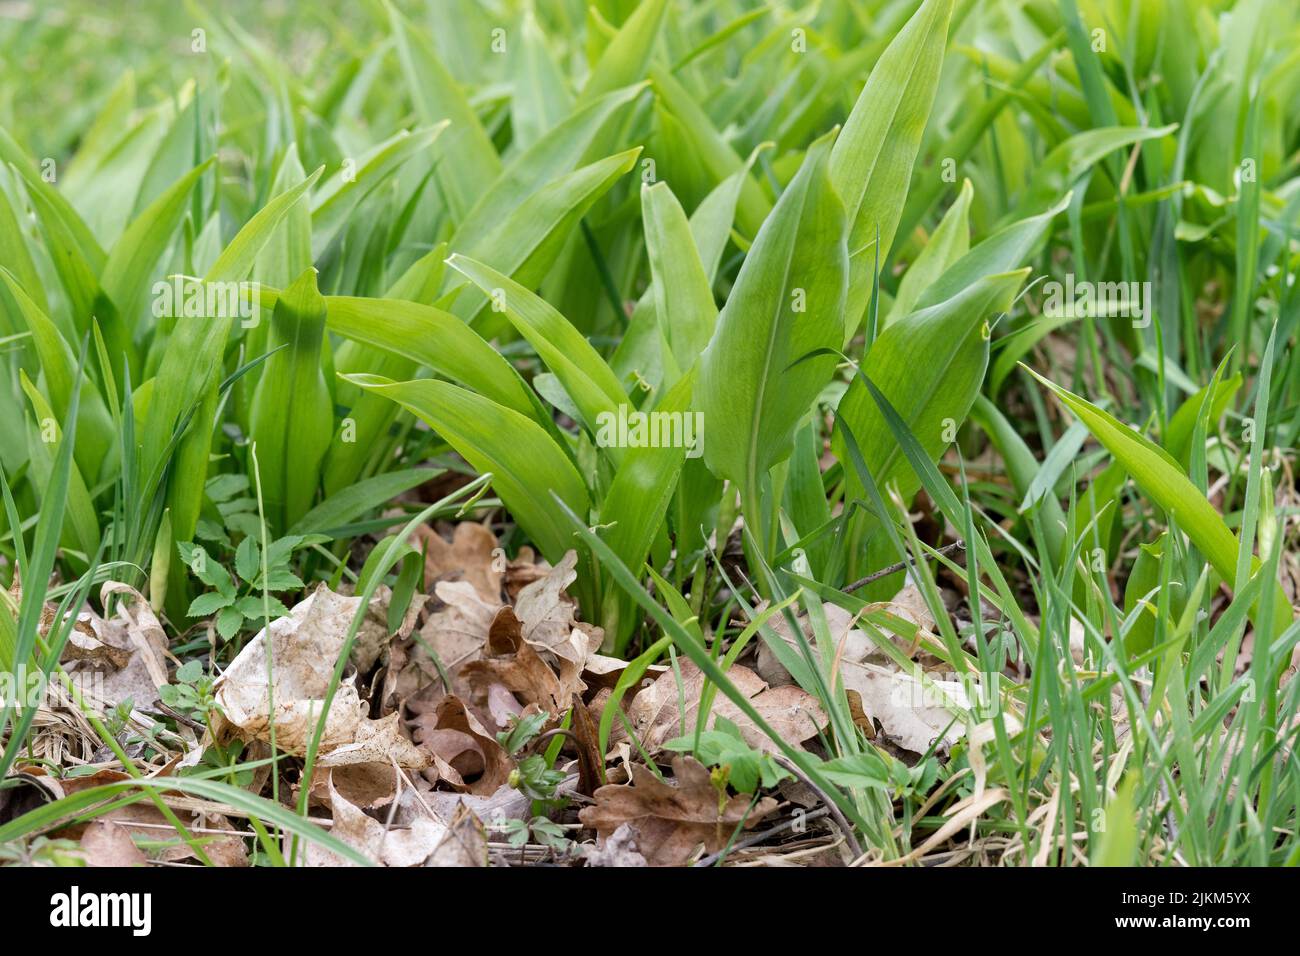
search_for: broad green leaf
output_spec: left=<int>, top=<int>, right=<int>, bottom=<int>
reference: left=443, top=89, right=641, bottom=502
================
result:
left=323, top=248, right=445, bottom=493
left=144, top=168, right=323, bottom=545
left=0, top=269, right=115, bottom=482
left=18, top=371, right=98, bottom=559
left=598, top=371, right=696, bottom=643
left=511, top=10, right=573, bottom=150
left=254, top=285, right=542, bottom=426
left=24, top=181, right=105, bottom=334
left=310, top=124, right=443, bottom=259
left=885, top=178, right=971, bottom=326
left=1093, top=774, right=1138, bottom=867
left=829, top=0, right=954, bottom=336
left=0, top=126, right=105, bottom=273
left=1014, top=124, right=1177, bottom=215
left=696, top=131, right=846, bottom=540
left=835, top=270, right=1030, bottom=506
left=918, top=192, right=1069, bottom=311
left=452, top=84, right=645, bottom=256
left=0, top=174, right=49, bottom=319
left=450, top=148, right=641, bottom=327
left=288, top=468, right=440, bottom=536
left=577, top=0, right=667, bottom=105
left=649, top=66, right=771, bottom=237
left=641, top=181, right=717, bottom=378
left=101, top=158, right=213, bottom=341
left=249, top=268, right=332, bottom=530
left=612, top=161, right=748, bottom=390
left=343, top=374, right=589, bottom=564
left=446, top=254, right=627, bottom=445
left=1164, top=372, right=1241, bottom=467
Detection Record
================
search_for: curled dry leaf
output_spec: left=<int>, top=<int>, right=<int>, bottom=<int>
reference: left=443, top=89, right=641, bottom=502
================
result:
left=213, top=584, right=428, bottom=768
left=379, top=580, right=500, bottom=717
left=503, top=545, right=550, bottom=600
left=407, top=695, right=513, bottom=795
left=423, top=804, right=489, bottom=867
left=579, top=755, right=778, bottom=867
left=306, top=770, right=452, bottom=868
left=381, top=546, right=600, bottom=737
left=459, top=604, right=598, bottom=729
left=62, top=628, right=130, bottom=670
left=512, top=551, right=599, bottom=663
left=617, top=659, right=824, bottom=754
left=63, top=583, right=172, bottom=712
left=351, top=584, right=428, bottom=674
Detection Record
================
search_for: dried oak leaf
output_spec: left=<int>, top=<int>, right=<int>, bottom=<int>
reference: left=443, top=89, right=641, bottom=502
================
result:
left=423, top=804, right=489, bottom=867
left=306, top=771, right=451, bottom=868
left=618, top=659, right=824, bottom=754
left=407, top=695, right=513, bottom=795
left=213, top=584, right=428, bottom=768
left=579, top=755, right=777, bottom=866
left=351, top=584, right=428, bottom=674
left=380, top=580, right=501, bottom=715
left=513, top=551, right=601, bottom=663
left=416, top=521, right=502, bottom=603
left=459, top=605, right=597, bottom=729
left=503, top=546, right=549, bottom=600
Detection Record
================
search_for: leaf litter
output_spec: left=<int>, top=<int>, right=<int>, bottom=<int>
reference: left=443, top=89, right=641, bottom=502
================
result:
left=5, top=515, right=1010, bottom=867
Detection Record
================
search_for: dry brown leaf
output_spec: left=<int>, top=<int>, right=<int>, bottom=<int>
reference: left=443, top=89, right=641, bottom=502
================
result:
left=46, top=768, right=249, bottom=866
left=618, top=659, right=824, bottom=754
left=306, top=771, right=451, bottom=867
left=61, top=629, right=130, bottom=670
left=351, top=585, right=428, bottom=674
left=459, top=605, right=597, bottom=728
left=380, top=580, right=502, bottom=715
left=415, top=775, right=580, bottom=834
left=407, top=696, right=513, bottom=794
left=77, top=821, right=146, bottom=866
left=513, top=551, right=597, bottom=663
left=213, top=584, right=428, bottom=768
left=503, top=546, right=549, bottom=599
left=423, top=804, right=489, bottom=867
left=417, top=521, right=502, bottom=603
left=65, top=583, right=173, bottom=711
left=316, top=712, right=430, bottom=770
left=579, top=755, right=778, bottom=866
left=752, top=590, right=996, bottom=754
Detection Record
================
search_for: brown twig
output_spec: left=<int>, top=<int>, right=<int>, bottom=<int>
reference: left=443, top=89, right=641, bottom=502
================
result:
left=694, top=806, right=832, bottom=867
left=842, top=539, right=966, bottom=594
left=772, top=756, right=863, bottom=859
